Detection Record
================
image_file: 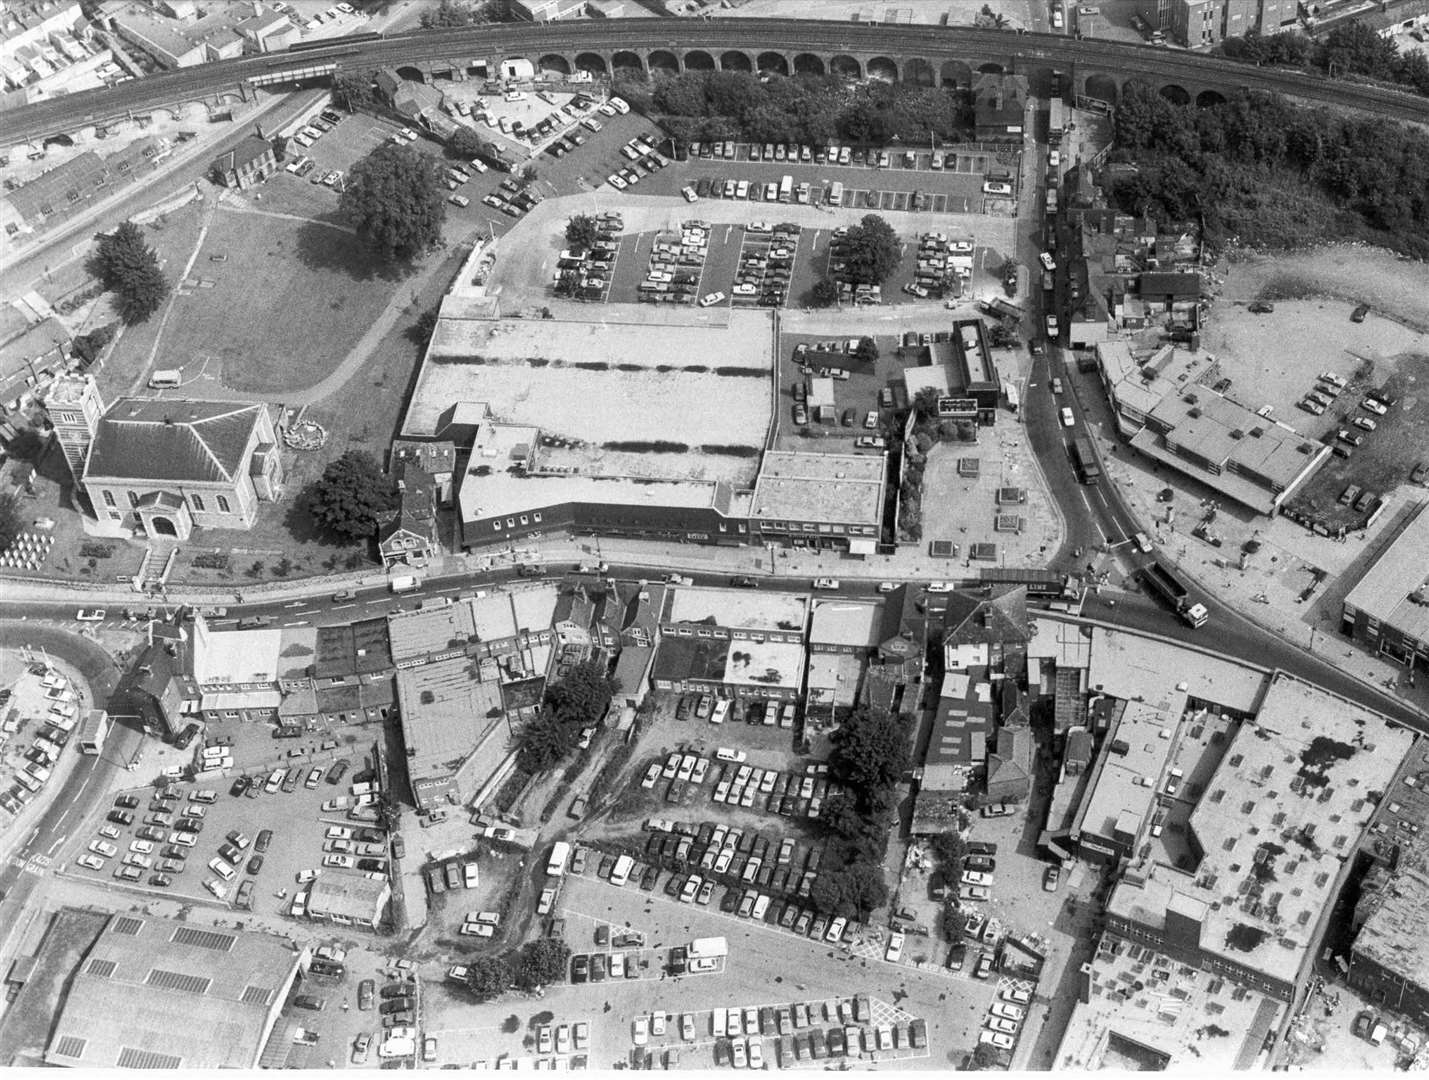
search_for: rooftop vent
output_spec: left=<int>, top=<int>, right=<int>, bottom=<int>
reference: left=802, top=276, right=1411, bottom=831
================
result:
left=1187, top=408, right=1202, bottom=419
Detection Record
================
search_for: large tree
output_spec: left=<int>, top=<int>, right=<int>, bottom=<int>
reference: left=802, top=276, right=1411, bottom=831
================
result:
left=448, top=125, right=486, bottom=161
left=339, top=144, right=446, bottom=261
left=462, top=955, right=513, bottom=999
left=516, top=660, right=618, bottom=774
left=830, top=706, right=911, bottom=795
left=838, top=215, right=902, bottom=286
left=564, top=214, right=600, bottom=252
left=89, top=220, right=171, bottom=325
left=0, top=494, right=23, bottom=552
left=420, top=0, right=480, bottom=27
left=306, top=450, right=397, bottom=542
left=331, top=67, right=377, bottom=111
left=514, top=938, right=570, bottom=990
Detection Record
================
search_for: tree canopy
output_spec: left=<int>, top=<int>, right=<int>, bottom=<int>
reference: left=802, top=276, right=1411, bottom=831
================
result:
left=461, top=955, right=513, bottom=999
left=810, top=277, right=840, bottom=308
left=838, top=215, right=902, bottom=286
left=420, top=0, right=481, bottom=28
left=516, top=660, right=618, bottom=774
left=447, top=126, right=485, bottom=161
left=1108, top=82, right=1429, bottom=258
left=89, top=220, right=170, bottom=325
left=1220, top=22, right=1429, bottom=97
left=331, top=68, right=376, bottom=111
left=339, top=144, right=447, bottom=261
left=831, top=706, right=912, bottom=793
left=564, top=214, right=600, bottom=251
left=306, top=450, right=397, bottom=543
left=852, top=336, right=880, bottom=365
left=0, top=494, right=23, bottom=552
left=645, top=69, right=968, bottom=148
left=514, top=938, right=570, bottom=990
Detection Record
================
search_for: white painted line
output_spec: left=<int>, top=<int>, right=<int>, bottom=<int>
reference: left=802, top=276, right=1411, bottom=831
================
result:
left=332, top=603, right=356, bottom=610
left=47, top=835, right=65, bottom=856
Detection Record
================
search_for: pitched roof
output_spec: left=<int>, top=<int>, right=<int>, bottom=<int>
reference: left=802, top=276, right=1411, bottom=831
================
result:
left=85, top=399, right=265, bottom=485
left=943, top=586, right=1029, bottom=648
left=211, top=134, right=271, bottom=177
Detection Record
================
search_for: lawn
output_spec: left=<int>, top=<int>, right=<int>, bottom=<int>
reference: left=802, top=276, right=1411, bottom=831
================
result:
left=157, top=206, right=406, bottom=396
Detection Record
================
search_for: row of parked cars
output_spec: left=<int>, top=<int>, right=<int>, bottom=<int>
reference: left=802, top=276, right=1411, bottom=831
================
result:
left=687, top=140, right=938, bottom=172
left=731, top=221, right=799, bottom=306
left=479, top=176, right=543, bottom=219
left=0, top=668, right=76, bottom=815
left=979, top=987, right=1036, bottom=1053
left=606, top=133, right=669, bottom=191
left=553, top=212, right=622, bottom=300
left=637, top=220, right=710, bottom=305
left=674, top=687, right=798, bottom=726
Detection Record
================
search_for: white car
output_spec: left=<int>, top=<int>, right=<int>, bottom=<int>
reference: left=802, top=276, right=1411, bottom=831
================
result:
left=460, top=920, right=495, bottom=937
left=89, top=840, right=117, bottom=858
left=1048, top=149, right=1061, bottom=168
left=825, top=916, right=847, bottom=942
left=323, top=854, right=355, bottom=869
left=682, top=185, right=699, bottom=202
left=129, top=839, right=154, bottom=855
left=399, top=128, right=418, bottom=141
left=716, top=747, right=747, bottom=763
left=76, top=609, right=106, bottom=621
left=632, top=1016, right=649, bottom=1046
left=699, top=291, right=727, bottom=307
left=812, top=578, right=840, bottom=590
left=608, top=174, right=627, bottom=190
left=1040, top=251, right=1057, bottom=272
left=1362, top=397, right=1388, bottom=415
left=886, top=931, right=905, bottom=962
left=1060, top=406, right=1075, bottom=428
left=77, top=853, right=105, bottom=871
left=325, top=826, right=353, bottom=840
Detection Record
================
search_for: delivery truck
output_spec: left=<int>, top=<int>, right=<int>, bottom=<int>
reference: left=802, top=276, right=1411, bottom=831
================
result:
left=1140, top=560, right=1209, bottom=628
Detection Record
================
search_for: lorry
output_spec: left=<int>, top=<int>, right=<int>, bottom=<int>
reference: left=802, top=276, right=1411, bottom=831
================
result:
left=1140, top=560, right=1209, bottom=628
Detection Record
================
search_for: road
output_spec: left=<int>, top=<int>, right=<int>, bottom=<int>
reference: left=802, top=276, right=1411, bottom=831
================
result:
left=4, top=19, right=1426, bottom=146
left=0, top=623, right=139, bottom=964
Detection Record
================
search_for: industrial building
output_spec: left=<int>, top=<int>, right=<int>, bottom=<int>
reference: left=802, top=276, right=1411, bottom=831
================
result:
left=1340, top=500, right=1429, bottom=672
left=45, top=911, right=302, bottom=1069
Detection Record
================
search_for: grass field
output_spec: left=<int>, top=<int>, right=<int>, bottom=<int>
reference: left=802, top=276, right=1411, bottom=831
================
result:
left=159, top=206, right=405, bottom=395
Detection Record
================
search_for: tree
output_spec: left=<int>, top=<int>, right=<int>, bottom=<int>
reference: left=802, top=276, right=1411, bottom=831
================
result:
left=830, top=706, right=911, bottom=795
left=516, top=707, right=579, bottom=774
left=463, top=955, right=513, bottom=999
left=448, top=126, right=486, bottom=161
left=972, top=1043, right=1001, bottom=1069
left=89, top=220, right=170, bottom=325
left=852, top=336, right=879, bottom=365
left=810, top=276, right=840, bottom=308
left=72, top=323, right=115, bottom=365
left=514, top=939, right=570, bottom=990
left=339, top=144, right=446, bottom=261
left=838, top=214, right=902, bottom=285
left=929, top=831, right=965, bottom=868
left=0, top=494, right=22, bottom=552
left=4, top=427, right=48, bottom=463
left=809, top=857, right=889, bottom=918
left=913, top=386, right=942, bottom=420
left=545, top=660, right=618, bottom=727
left=306, top=450, right=397, bottom=542
left=332, top=68, right=377, bottom=111
left=420, top=0, right=478, bottom=28
left=564, top=214, right=600, bottom=252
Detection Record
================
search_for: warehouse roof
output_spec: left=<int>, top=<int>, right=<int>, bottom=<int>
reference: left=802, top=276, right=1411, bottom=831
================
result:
left=1342, top=500, right=1429, bottom=646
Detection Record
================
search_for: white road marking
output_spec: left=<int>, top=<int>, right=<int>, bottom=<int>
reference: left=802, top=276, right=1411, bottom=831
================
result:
left=333, top=603, right=356, bottom=610
left=47, top=835, right=65, bottom=856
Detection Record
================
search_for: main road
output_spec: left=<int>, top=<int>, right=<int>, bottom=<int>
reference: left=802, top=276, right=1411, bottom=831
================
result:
left=0, top=624, right=140, bottom=966
left=5, top=18, right=1427, bottom=145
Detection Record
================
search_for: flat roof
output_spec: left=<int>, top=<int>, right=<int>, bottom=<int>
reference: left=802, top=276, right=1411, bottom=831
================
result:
left=808, top=599, right=883, bottom=648
left=191, top=624, right=317, bottom=684
left=395, top=656, right=507, bottom=784
left=664, top=586, right=808, bottom=632
left=403, top=312, right=772, bottom=490
left=1098, top=340, right=1217, bottom=421
left=1143, top=388, right=1324, bottom=488
left=1112, top=674, right=1412, bottom=987
left=470, top=590, right=520, bottom=642
left=903, top=365, right=950, bottom=398
left=750, top=450, right=886, bottom=526
left=387, top=602, right=476, bottom=664
left=805, top=651, right=864, bottom=708
left=1074, top=698, right=1181, bottom=848
left=45, top=911, right=299, bottom=1070
left=721, top=638, right=805, bottom=691
left=1343, top=500, right=1429, bottom=644
left=1056, top=931, right=1285, bottom=1071
left=1086, top=625, right=1266, bottom=714
left=1027, top=615, right=1094, bottom=668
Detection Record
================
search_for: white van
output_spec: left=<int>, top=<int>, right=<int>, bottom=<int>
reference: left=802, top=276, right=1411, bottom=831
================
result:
left=610, top=854, right=634, bottom=886
left=148, top=369, right=182, bottom=389
left=983, top=181, right=1013, bottom=196
left=209, top=857, right=236, bottom=881
left=711, top=1008, right=727, bottom=1038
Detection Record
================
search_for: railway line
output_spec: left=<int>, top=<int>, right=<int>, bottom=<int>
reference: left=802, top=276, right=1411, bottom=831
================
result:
left=3, top=18, right=1425, bottom=146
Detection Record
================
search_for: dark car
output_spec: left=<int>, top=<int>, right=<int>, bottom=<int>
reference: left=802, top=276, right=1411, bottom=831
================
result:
left=149, top=873, right=173, bottom=888
left=255, top=829, right=273, bottom=853
left=640, top=864, right=660, bottom=891
left=293, top=995, right=325, bottom=1011
left=218, top=842, right=242, bottom=864
left=357, top=858, right=386, bottom=873
left=326, top=760, right=350, bottom=785
left=114, top=794, right=140, bottom=809
left=229, top=775, right=250, bottom=797
left=107, top=809, right=134, bottom=826
left=380, top=997, right=415, bottom=1015
left=173, top=723, right=200, bottom=750
left=1351, top=302, right=1370, bottom=322
left=246, top=855, right=264, bottom=874
left=591, top=954, right=607, bottom=981
left=571, top=954, right=589, bottom=983
left=175, top=818, right=202, bottom=834
left=379, top=982, right=411, bottom=999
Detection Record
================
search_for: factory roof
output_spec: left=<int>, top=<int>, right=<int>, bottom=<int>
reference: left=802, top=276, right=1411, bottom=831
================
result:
left=749, top=450, right=886, bottom=527
left=1342, top=500, right=1429, bottom=646
left=664, top=586, right=808, bottom=633
left=808, top=599, right=883, bottom=649
left=394, top=656, right=507, bottom=786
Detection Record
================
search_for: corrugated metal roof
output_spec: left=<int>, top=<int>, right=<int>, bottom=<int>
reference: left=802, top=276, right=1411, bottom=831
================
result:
left=145, top=968, right=212, bottom=995
left=169, top=925, right=234, bottom=952
left=117, top=1046, right=183, bottom=1069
